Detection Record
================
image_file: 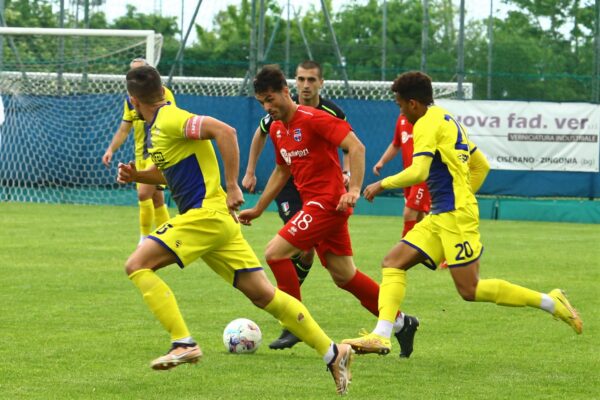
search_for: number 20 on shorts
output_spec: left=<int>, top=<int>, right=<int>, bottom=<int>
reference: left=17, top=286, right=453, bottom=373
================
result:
left=454, top=241, right=473, bottom=261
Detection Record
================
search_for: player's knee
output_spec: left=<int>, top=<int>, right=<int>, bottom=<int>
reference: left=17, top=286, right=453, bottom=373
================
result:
left=264, top=244, right=285, bottom=262
left=381, top=254, right=405, bottom=269
left=124, top=255, right=147, bottom=276
left=457, top=286, right=477, bottom=301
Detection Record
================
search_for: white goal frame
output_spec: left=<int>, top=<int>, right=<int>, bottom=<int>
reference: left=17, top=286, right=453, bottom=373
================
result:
left=0, top=27, right=162, bottom=66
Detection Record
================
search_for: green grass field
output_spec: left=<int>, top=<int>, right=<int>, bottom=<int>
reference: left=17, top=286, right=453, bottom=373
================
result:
left=1, top=202, right=598, bottom=399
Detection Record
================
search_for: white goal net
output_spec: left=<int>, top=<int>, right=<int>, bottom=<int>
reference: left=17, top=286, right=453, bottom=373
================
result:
left=0, top=28, right=470, bottom=206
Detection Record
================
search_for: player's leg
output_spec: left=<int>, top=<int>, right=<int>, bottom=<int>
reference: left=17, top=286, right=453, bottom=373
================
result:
left=263, top=234, right=306, bottom=349
left=275, top=180, right=314, bottom=284
left=402, top=206, right=420, bottom=238
left=125, top=233, right=201, bottom=370
left=265, top=234, right=304, bottom=300
left=324, top=252, right=419, bottom=357
left=445, top=204, right=582, bottom=334
left=204, top=226, right=352, bottom=394
left=151, top=187, right=170, bottom=227
left=450, top=261, right=583, bottom=334
left=343, top=215, right=437, bottom=355
left=137, top=183, right=155, bottom=244
left=235, top=269, right=353, bottom=395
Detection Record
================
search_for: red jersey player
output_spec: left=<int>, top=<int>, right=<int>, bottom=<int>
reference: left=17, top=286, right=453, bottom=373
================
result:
left=239, top=65, right=420, bottom=358
left=373, top=113, right=431, bottom=238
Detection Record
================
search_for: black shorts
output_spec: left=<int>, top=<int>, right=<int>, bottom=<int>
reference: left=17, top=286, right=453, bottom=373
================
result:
left=275, top=177, right=303, bottom=223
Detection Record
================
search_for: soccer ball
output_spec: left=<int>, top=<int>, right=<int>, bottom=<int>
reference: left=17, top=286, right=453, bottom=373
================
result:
left=223, top=318, right=262, bottom=354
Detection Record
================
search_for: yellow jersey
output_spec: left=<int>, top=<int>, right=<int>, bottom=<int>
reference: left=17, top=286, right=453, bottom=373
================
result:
left=122, top=86, right=176, bottom=161
left=412, top=105, right=477, bottom=214
left=146, top=103, right=228, bottom=214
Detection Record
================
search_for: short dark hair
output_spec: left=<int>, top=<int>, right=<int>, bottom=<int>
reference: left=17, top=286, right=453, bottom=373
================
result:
left=126, top=66, right=163, bottom=104
left=254, top=65, right=288, bottom=94
left=297, top=60, right=323, bottom=78
left=391, top=71, right=433, bottom=105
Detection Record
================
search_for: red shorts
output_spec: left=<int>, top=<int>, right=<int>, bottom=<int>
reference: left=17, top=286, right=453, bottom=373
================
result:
left=404, top=183, right=431, bottom=213
left=278, top=201, right=353, bottom=267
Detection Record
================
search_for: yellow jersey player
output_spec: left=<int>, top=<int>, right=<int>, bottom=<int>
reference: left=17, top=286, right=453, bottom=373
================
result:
left=116, top=65, right=353, bottom=395
left=343, top=71, right=582, bottom=355
left=102, top=58, right=173, bottom=244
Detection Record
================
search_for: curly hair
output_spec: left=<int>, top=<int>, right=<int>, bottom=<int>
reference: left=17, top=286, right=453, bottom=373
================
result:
left=391, top=71, right=434, bottom=105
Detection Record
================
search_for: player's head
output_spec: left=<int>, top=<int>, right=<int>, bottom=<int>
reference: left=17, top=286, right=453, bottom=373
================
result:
left=126, top=66, right=165, bottom=112
left=129, top=57, right=149, bottom=70
left=254, top=65, right=294, bottom=121
left=295, top=60, right=323, bottom=103
left=391, top=71, right=433, bottom=124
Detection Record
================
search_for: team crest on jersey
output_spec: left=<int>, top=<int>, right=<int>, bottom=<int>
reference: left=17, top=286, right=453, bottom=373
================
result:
left=293, top=128, right=302, bottom=142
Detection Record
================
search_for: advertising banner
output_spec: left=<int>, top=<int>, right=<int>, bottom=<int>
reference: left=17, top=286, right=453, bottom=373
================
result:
left=436, top=100, right=600, bottom=172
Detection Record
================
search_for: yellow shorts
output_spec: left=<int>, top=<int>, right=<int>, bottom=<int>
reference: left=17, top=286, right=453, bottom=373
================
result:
left=402, top=203, right=483, bottom=269
left=135, top=157, right=166, bottom=191
left=147, top=207, right=263, bottom=286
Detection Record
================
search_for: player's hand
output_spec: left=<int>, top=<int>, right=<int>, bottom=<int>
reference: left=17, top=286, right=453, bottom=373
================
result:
left=337, top=190, right=359, bottom=211
left=117, top=161, right=137, bottom=184
left=102, top=149, right=113, bottom=168
left=238, top=208, right=262, bottom=226
left=242, top=173, right=257, bottom=193
left=363, top=181, right=385, bottom=202
left=226, top=184, right=245, bottom=222
left=373, top=161, right=384, bottom=176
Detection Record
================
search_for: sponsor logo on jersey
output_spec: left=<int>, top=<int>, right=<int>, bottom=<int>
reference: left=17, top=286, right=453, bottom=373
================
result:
left=279, top=148, right=309, bottom=165
left=293, top=128, right=302, bottom=142
left=276, top=129, right=281, bottom=138
left=151, top=151, right=167, bottom=168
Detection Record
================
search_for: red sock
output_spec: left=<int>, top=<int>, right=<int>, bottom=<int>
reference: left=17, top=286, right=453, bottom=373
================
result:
left=339, top=269, right=380, bottom=316
left=402, top=220, right=417, bottom=238
left=267, top=258, right=302, bottom=301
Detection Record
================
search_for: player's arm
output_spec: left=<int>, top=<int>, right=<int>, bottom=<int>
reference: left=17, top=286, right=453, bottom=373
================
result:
left=238, top=164, right=291, bottom=225
left=337, top=131, right=365, bottom=211
left=341, top=151, right=351, bottom=187
left=363, top=155, right=432, bottom=202
left=187, top=115, right=245, bottom=214
left=102, top=120, right=132, bottom=167
left=242, top=126, right=268, bottom=193
left=373, top=142, right=401, bottom=176
left=469, top=146, right=490, bottom=193
left=117, top=162, right=166, bottom=185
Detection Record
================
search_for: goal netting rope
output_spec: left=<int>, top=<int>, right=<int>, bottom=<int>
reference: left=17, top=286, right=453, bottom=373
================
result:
left=0, top=31, right=470, bottom=206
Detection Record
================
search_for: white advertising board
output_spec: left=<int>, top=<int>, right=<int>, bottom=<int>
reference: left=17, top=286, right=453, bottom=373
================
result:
left=436, top=100, right=600, bottom=172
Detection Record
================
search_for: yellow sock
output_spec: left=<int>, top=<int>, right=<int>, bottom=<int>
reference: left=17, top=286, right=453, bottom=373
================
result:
left=379, top=268, right=406, bottom=322
left=138, top=199, right=154, bottom=236
left=154, top=204, right=170, bottom=227
left=475, top=278, right=542, bottom=308
left=129, top=269, right=190, bottom=341
left=264, top=289, right=331, bottom=356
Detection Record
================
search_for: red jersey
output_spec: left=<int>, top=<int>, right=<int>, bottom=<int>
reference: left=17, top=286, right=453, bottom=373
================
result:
left=270, top=105, right=351, bottom=210
left=392, top=114, right=415, bottom=169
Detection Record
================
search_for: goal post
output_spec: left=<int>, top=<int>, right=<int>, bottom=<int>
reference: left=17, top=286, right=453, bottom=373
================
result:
left=0, top=27, right=162, bottom=68
left=0, top=28, right=163, bottom=205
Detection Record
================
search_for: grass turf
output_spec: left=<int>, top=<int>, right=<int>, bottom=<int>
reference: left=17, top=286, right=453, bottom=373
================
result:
left=1, top=202, right=598, bottom=399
